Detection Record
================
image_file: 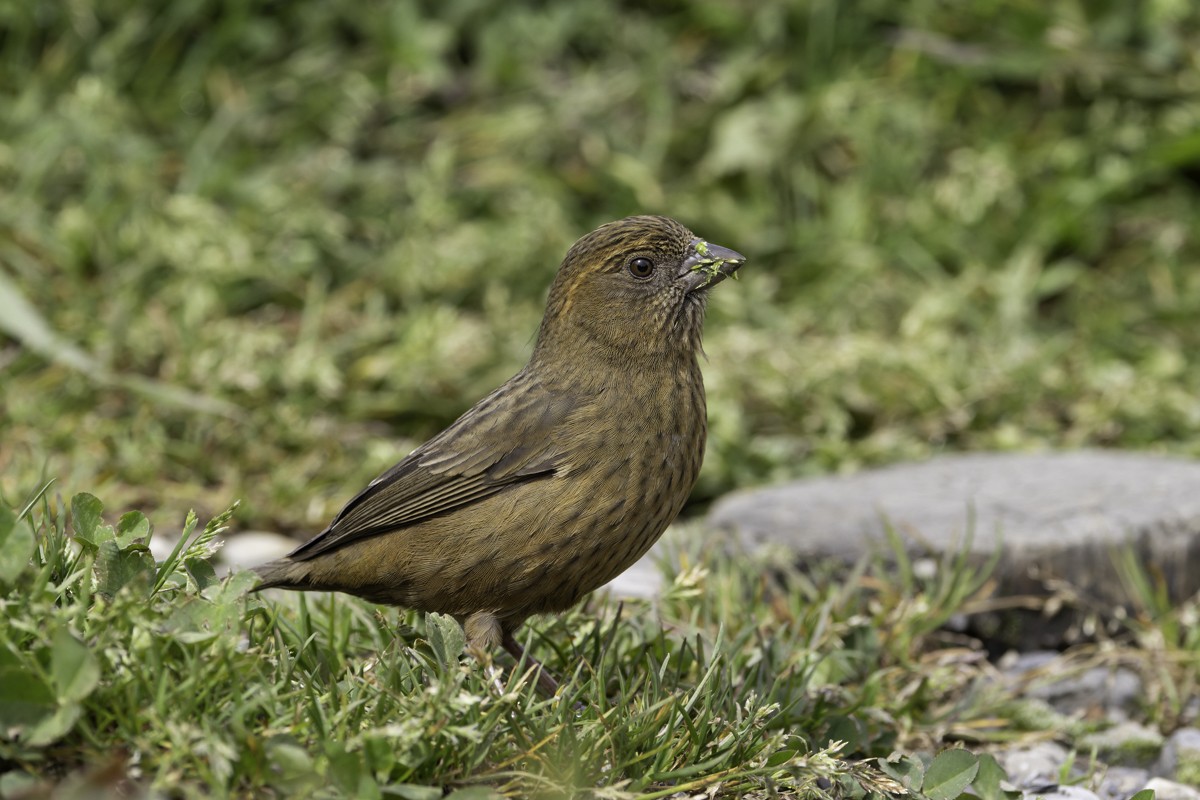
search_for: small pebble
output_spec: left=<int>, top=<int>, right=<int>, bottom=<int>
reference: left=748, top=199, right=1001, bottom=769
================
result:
left=1159, top=728, right=1200, bottom=786
left=1143, top=778, right=1200, bottom=800
left=994, top=743, right=1075, bottom=786
left=1094, top=766, right=1150, bottom=800
left=1023, top=784, right=1102, bottom=800
left=1078, top=721, right=1165, bottom=768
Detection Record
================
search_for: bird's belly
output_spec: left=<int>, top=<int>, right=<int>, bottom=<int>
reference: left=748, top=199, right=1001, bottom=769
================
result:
left=492, top=435, right=702, bottom=615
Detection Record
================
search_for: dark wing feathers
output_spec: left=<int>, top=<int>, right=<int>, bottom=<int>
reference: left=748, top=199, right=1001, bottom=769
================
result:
left=287, top=373, right=573, bottom=561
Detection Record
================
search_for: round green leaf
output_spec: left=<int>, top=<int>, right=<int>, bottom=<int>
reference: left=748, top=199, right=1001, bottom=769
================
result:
left=0, top=506, right=35, bottom=584
left=0, top=667, right=55, bottom=728
left=879, top=753, right=926, bottom=791
left=924, top=749, right=980, bottom=800
left=70, top=493, right=105, bottom=545
left=51, top=630, right=100, bottom=703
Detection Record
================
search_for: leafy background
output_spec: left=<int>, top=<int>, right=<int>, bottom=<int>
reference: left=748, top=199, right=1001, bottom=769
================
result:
left=3, top=0, right=1200, bottom=536
left=3, top=2, right=1200, bottom=796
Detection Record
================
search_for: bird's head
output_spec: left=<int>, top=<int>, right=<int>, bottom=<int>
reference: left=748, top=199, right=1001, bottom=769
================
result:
left=532, top=215, right=745, bottom=367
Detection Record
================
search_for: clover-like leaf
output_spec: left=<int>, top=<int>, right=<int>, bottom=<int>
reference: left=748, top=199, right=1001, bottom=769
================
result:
left=50, top=630, right=100, bottom=703
left=426, top=613, right=466, bottom=668
left=924, top=749, right=979, bottom=800
left=0, top=506, right=35, bottom=584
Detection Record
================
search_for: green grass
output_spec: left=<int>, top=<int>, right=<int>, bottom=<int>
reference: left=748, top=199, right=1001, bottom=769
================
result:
left=3, top=0, right=1200, bottom=795
left=3, top=490, right=1195, bottom=796
left=3, top=1, right=1200, bottom=529
left=0, top=489, right=1060, bottom=797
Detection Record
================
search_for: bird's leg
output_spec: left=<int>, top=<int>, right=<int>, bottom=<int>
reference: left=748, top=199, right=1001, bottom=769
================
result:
left=501, top=630, right=561, bottom=697
left=461, top=612, right=560, bottom=696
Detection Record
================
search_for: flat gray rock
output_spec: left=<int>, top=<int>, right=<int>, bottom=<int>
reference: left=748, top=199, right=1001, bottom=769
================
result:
left=602, top=548, right=665, bottom=600
left=218, top=530, right=297, bottom=572
left=708, top=451, right=1200, bottom=647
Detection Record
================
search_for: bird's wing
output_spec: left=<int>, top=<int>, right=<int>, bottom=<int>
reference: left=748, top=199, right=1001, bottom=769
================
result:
left=287, top=374, right=577, bottom=561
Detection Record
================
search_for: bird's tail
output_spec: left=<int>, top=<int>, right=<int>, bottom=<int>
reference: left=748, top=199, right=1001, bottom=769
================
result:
left=249, top=558, right=311, bottom=592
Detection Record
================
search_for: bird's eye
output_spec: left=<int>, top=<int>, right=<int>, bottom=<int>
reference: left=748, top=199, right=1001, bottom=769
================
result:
left=627, top=257, right=654, bottom=279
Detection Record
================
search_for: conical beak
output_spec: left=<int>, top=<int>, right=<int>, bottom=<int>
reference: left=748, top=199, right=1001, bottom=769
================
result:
left=677, top=237, right=746, bottom=293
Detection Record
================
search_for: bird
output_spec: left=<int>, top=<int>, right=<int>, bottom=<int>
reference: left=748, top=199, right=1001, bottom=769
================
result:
left=252, top=215, right=745, bottom=695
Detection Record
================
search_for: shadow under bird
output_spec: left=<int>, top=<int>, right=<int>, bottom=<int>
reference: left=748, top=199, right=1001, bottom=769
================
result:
left=253, top=215, right=745, bottom=695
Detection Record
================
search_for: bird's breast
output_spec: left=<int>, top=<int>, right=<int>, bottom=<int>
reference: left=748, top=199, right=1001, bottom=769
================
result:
left=531, top=362, right=707, bottom=597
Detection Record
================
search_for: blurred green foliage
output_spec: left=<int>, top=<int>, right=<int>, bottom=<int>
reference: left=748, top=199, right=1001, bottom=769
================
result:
left=2, top=0, right=1200, bottom=533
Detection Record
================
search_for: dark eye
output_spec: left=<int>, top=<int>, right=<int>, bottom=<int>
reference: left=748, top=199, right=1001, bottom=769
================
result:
left=628, top=257, right=654, bottom=279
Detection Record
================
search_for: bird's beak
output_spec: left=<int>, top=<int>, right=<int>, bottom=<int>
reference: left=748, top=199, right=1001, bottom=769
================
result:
left=678, top=237, right=746, bottom=293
